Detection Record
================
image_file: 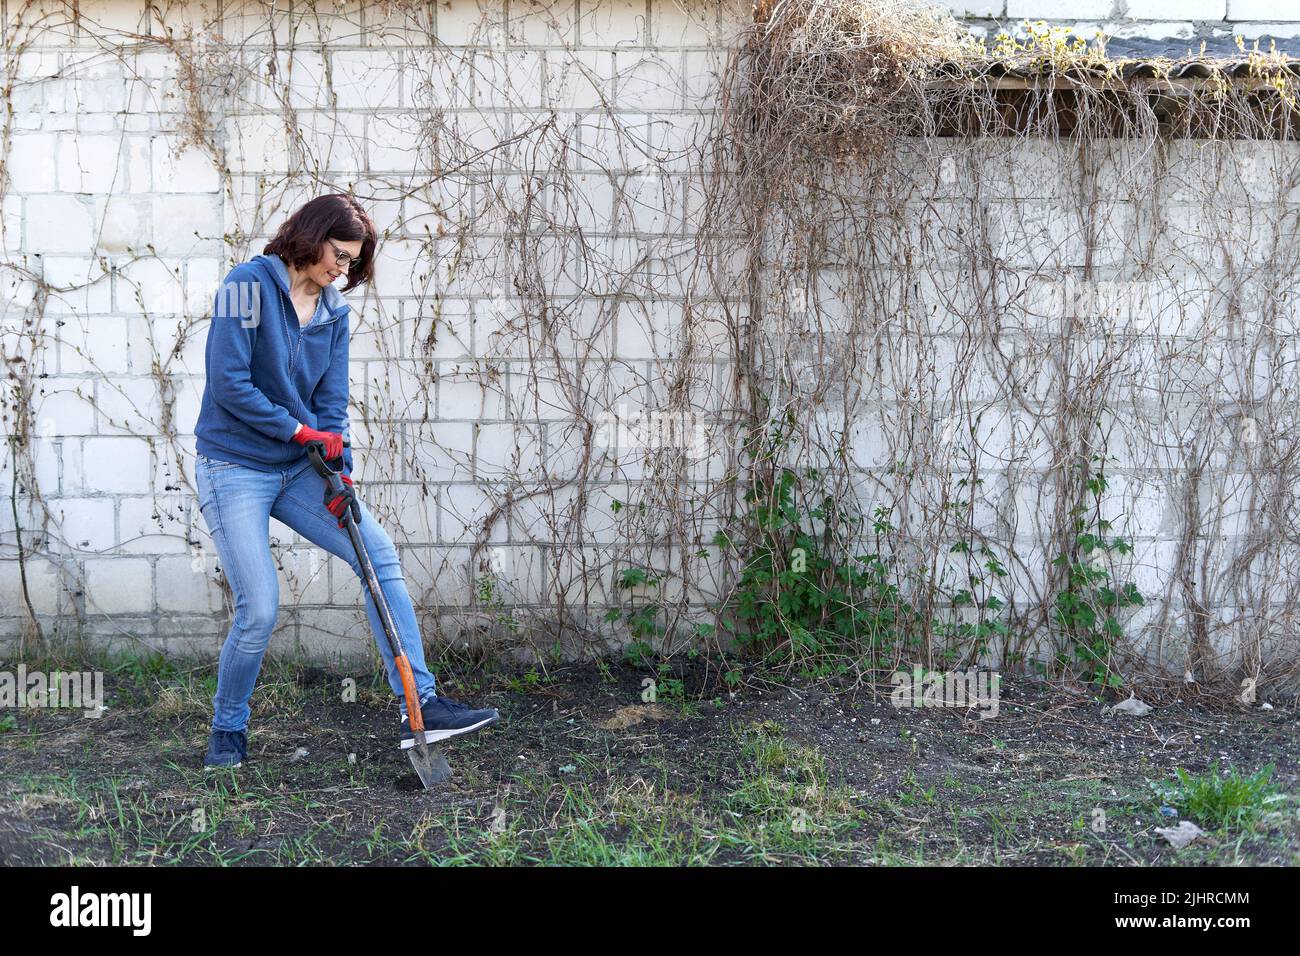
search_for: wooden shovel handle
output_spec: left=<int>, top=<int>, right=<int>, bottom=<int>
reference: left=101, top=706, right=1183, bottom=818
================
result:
left=395, top=655, right=424, bottom=734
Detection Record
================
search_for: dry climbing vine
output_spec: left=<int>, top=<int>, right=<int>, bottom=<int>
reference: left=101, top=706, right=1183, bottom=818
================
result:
left=3, top=0, right=1299, bottom=699
left=689, top=1, right=1300, bottom=696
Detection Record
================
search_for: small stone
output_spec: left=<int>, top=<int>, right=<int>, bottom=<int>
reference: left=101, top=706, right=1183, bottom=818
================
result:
left=1155, top=820, right=1206, bottom=849
left=1103, top=695, right=1152, bottom=717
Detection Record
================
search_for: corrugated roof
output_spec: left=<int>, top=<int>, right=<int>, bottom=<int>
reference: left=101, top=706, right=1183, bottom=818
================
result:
left=977, top=34, right=1300, bottom=79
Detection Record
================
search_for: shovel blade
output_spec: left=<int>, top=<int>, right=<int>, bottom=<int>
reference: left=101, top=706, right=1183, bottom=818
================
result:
left=407, top=744, right=452, bottom=788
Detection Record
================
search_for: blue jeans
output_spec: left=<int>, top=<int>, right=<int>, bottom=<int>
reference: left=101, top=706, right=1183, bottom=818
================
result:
left=195, top=453, right=437, bottom=732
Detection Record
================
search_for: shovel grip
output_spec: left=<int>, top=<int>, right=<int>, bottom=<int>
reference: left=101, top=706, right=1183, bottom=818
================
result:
left=304, top=439, right=350, bottom=478
left=396, top=655, right=424, bottom=734
left=305, top=440, right=361, bottom=523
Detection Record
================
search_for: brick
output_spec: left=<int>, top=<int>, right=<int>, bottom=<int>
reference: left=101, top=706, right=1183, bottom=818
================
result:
left=543, top=49, right=616, bottom=110
left=650, top=0, right=722, bottom=46
left=223, top=113, right=290, bottom=174
left=81, top=437, right=153, bottom=493
left=94, top=377, right=163, bottom=436
left=508, top=0, right=578, bottom=44
left=943, top=2, right=1005, bottom=15
left=52, top=497, right=117, bottom=552
left=151, top=195, right=223, bottom=254
left=29, top=195, right=96, bottom=254
left=616, top=51, right=683, bottom=111
left=436, top=369, right=511, bottom=419
left=121, top=135, right=151, bottom=193
left=578, top=0, right=644, bottom=45
left=475, top=423, right=544, bottom=479
left=7, top=51, right=62, bottom=112
left=0, top=557, right=64, bottom=615
left=152, top=138, right=221, bottom=193
left=7, top=133, right=58, bottom=192
left=299, top=110, right=367, bottom=172
left=330, top=49, right=405, bottom=109
left=96, top=196, right=151, bottom=256
left=367, top=0, right=431, bottom=46
left=32, top=377, right=98, bottom=436
left=60, top=318, right=133, bottom=378
left=293, top=608, right=373, bottom=661
left=275, top=546, right=334, bottom=605
left=436, top=0, right=509, bottom=47
left=42, top=256, right=114, bottom=316
left=115, top=256, right=185, bottom=317
left=469, top=49, right=545, bottom=109
left=1006, top=1, right=1112, bottom=16
left=67, top=60, right=130, bottom=114
left=441, top=483, right=510, bottom=544
left=1, top=194, right=21, bottom=255
left=84, top=557, right=153, bottom=614
left=119, top=496, right=190, bottom=554
left=1227, top=0, right=1298, bottom=18
left=409, top=423, right=475, bottom=482
left=57, top=134, right=128, bottom=193
left=68, top=0, right=152, bottom=36
left=366, top=115, right=429, bottom=174
left=155, top=555, right=224, bottom=612
left=1124, top=1, right=1224, bottom=18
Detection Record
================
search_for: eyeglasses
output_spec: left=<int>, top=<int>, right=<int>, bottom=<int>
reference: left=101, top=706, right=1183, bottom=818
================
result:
left=328, top=238, right=360, bottom=271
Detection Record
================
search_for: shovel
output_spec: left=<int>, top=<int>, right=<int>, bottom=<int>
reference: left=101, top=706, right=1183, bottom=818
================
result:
left=305, top=441, right=451, bottom=788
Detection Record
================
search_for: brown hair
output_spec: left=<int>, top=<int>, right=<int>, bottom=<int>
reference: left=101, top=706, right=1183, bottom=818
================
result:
left=263, top=193, right=378, bottom=294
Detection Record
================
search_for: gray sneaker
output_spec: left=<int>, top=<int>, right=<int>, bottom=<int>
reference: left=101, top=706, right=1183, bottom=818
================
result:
left=400, top=696, right=499, bottom=749
left=204, top=729, right=248, bottom=769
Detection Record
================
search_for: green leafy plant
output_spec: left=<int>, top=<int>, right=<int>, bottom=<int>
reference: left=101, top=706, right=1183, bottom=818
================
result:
left=933, top=469, right=1012, bottom=666
left=475, top=570, right=523, bottom=636
left=714, top=463, right=927, bottom=673
left=1050, top=451, right=1144, bottom=688
left=606, top=566, right=666, bottom=661
left=621, top=640, right=655, bottom=669
left=655, top=661, right=685, bottom=701
left=1152, top=762, right=1281, bottom=831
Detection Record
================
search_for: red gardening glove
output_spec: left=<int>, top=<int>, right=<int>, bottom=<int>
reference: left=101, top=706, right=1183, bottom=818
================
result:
left=293, top=424, right=344, bottom=462
left=326, top=474, right=358, bottom=527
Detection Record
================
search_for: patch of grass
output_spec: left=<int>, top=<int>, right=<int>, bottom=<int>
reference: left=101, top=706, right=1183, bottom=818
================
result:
left=1153, top=762, right=1283, bottom=832
left=461, top=768, right=721, bottom=867
left=504, top=667, right=552, bottom=693
left=896, top=768, right=937, bottom=805
left=539, top=780, right=717, bottom=865
left=718, top=720, right=863, bottom=862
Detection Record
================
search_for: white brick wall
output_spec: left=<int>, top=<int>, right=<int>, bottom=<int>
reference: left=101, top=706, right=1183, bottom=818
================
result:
left=1, top=0, right=1296, bottom=672
left=1227, top=1, right=1300, bottom=19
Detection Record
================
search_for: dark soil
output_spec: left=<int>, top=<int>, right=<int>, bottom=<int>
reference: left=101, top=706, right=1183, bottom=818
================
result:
left=1, top=658, right=1296, bottom=865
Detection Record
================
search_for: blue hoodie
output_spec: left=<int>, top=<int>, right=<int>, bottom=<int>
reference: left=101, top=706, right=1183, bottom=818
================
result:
left=194, top=252, right=354, bottom=474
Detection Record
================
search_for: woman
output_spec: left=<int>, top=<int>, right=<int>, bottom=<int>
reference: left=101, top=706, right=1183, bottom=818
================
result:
left=193, top=194, right=498, bottom=769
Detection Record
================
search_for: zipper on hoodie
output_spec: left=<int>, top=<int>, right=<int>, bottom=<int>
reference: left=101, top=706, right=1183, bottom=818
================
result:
left=277, top=285, right=333, bottom=377
left=257, top=256, right=334, bottom=365
left=259, top=258, right=345, bottom=424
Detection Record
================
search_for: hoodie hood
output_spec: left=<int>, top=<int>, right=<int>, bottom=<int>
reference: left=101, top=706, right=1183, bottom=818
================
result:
left=251, top=252, right=349, bottom=323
